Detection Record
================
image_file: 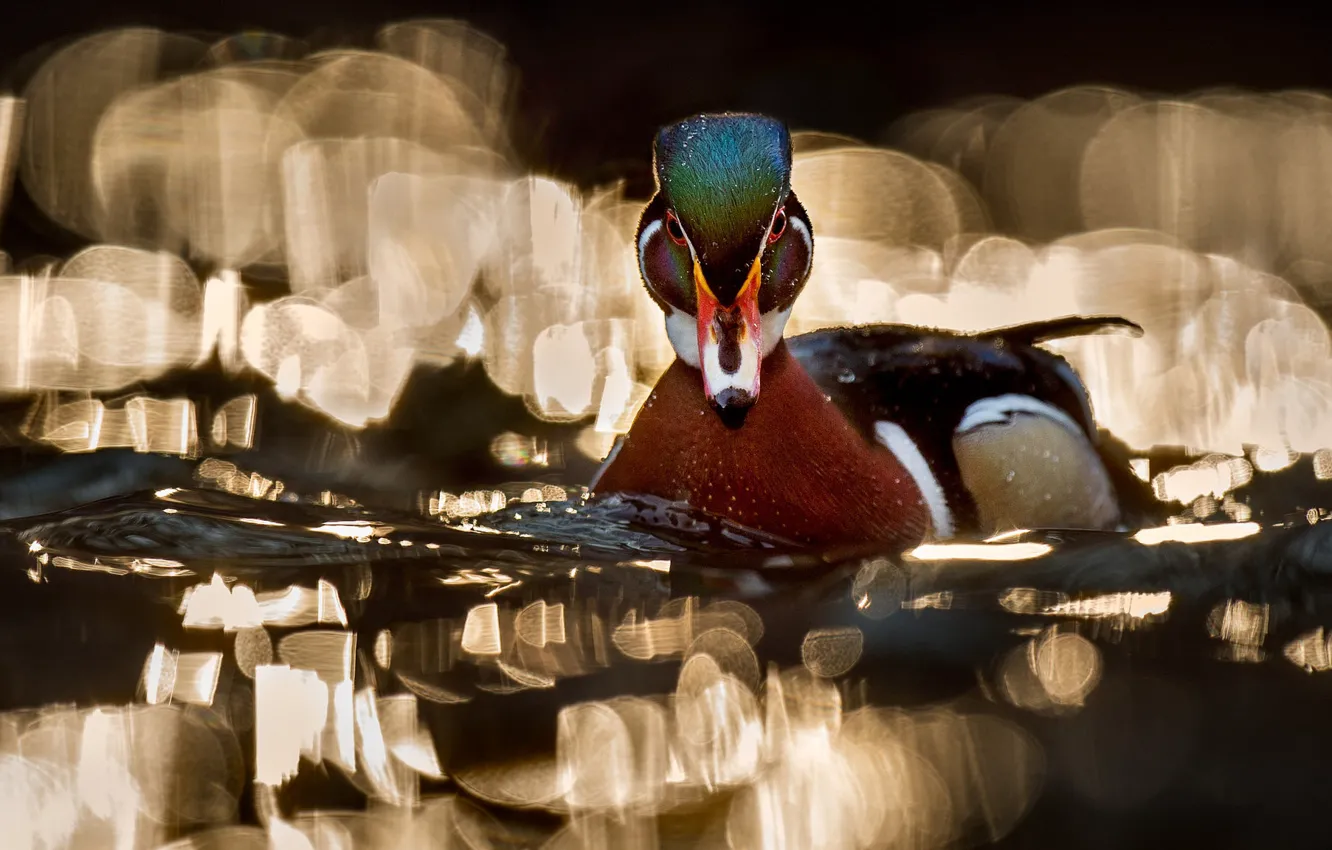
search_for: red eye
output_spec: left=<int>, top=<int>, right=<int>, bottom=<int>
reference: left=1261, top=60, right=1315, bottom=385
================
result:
left=665, top=210, right=687, bottom=246
left=768, top=208, right=787, bottom=243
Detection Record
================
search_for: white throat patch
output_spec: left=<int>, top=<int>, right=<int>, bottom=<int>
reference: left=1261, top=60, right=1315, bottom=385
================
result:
left=664, top=306, right=792, bottom=369
left=665, top=309, right=699, bottom=367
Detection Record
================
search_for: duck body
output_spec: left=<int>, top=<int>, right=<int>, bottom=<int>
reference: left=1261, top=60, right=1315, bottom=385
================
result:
left=785, top=317, right=1150, bottom=540
left=594, top=316, right=1147, bottom=547
left=590, top=338, right=932, bottom=548
left=591, top=111, right=1151, bottom=548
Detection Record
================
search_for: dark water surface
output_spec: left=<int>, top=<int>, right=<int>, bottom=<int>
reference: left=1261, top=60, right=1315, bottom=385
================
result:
left=3, top=460, right=1332, bottom=848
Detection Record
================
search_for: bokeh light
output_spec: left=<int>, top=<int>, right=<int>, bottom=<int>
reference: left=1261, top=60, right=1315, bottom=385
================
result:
left=0, top=25, right=1329, bottom=474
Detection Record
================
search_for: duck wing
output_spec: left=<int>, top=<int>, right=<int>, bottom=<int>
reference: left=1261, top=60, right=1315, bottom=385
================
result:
left=786, top=316, right=1158, bottom=532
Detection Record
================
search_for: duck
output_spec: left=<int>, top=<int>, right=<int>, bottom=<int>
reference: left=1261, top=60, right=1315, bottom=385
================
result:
left=590, top=112, right=1151, bottom=549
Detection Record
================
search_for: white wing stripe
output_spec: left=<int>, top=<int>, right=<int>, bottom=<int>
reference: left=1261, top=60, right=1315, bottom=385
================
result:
left=874, top=420, right=954, bottom=539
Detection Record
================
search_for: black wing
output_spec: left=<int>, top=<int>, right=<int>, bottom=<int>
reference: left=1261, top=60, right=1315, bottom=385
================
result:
left=787, top=316, right=1156, bottom=530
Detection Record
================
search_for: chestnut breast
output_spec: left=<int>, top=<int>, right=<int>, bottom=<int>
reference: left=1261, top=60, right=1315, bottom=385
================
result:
left=591, top=342, right=930, bottom=548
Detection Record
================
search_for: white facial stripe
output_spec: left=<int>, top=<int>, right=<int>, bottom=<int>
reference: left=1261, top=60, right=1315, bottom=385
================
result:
left=637, top=218, right=662, bottom=279
left=763, top=205, right=782, bottom=241
left=648, top=221, right=702, bottom=368
left=760, top=307, right=791, bottom=356
left=957, top=394, right=1084, bottom=438
left=874, top=421, right=954, bottom=539
left=672, top=213, right=701, bottom=260
left=664, top=308, right=699, bottom=367
left=667, top=307, right=787, bottom=370
left=640, top=213, right=702, bottom=288
left=790, top=214, right=812, bottom=258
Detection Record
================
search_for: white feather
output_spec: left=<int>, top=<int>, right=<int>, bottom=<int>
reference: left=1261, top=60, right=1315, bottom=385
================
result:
left=874, top=420, right=954, bottom=538
left=588, top=435, right=625, bottom=490
left=761, top=307, right=792, bottom=356
left=664, top=309, right=699, bottom=367
left=957, top=394, right=1083, bottom=437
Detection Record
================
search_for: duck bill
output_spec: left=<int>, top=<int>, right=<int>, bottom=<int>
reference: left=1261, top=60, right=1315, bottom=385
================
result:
left=695, top=256, right=763, bottom=413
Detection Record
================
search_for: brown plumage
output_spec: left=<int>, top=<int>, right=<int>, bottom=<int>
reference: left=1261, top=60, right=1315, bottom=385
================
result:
left=591, top=341, right=931, bottom=548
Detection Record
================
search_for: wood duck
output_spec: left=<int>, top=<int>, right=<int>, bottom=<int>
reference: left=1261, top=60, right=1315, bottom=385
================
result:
left=591, top=112, right=1150, bottom=549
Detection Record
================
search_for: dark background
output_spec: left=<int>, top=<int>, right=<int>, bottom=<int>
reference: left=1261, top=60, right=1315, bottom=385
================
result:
left=1, top=0, right=1326, bottom=258
left=0, top=0, right=1327, bottom=196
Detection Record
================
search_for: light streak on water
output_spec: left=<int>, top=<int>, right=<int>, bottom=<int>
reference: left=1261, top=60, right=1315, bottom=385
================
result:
left=907, top=541, right=1053, bottom=561
left=1133, top=521, right=1260, bottom=545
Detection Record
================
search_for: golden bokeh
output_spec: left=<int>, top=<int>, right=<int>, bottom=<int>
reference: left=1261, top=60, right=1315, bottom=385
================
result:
left=0, top=27, right=1328, bottom=469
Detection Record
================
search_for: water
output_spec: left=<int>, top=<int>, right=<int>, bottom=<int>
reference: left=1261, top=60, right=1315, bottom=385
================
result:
left=3, top=461, right=1332, bottom=849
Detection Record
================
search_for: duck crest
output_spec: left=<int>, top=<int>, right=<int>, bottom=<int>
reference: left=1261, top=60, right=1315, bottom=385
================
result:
left=655, top=113, right=792, bottom=301
left=592, top=341, right=931, bottom=548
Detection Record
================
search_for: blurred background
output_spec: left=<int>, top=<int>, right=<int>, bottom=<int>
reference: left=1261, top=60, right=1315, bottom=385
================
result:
left=4, top=4, right=1332, bottom=849
left=1, top=0, right=1332, bottom=522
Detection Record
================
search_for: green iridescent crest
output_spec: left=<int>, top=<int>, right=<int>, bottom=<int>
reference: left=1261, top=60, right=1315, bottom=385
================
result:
left=653, top=113, right=793, bottom=302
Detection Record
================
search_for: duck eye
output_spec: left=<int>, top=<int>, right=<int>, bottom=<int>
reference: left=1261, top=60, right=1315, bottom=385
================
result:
left=665, top=211, right=687, bottom=245
left=768, top=208, right=787, bottom=243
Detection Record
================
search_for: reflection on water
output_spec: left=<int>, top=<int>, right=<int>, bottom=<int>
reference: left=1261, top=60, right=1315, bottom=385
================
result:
left=2, top=472, right=1332, bottom=848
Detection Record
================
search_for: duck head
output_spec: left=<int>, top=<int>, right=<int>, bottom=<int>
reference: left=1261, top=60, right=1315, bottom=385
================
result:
left=636, top=113, right=814, bottom=426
